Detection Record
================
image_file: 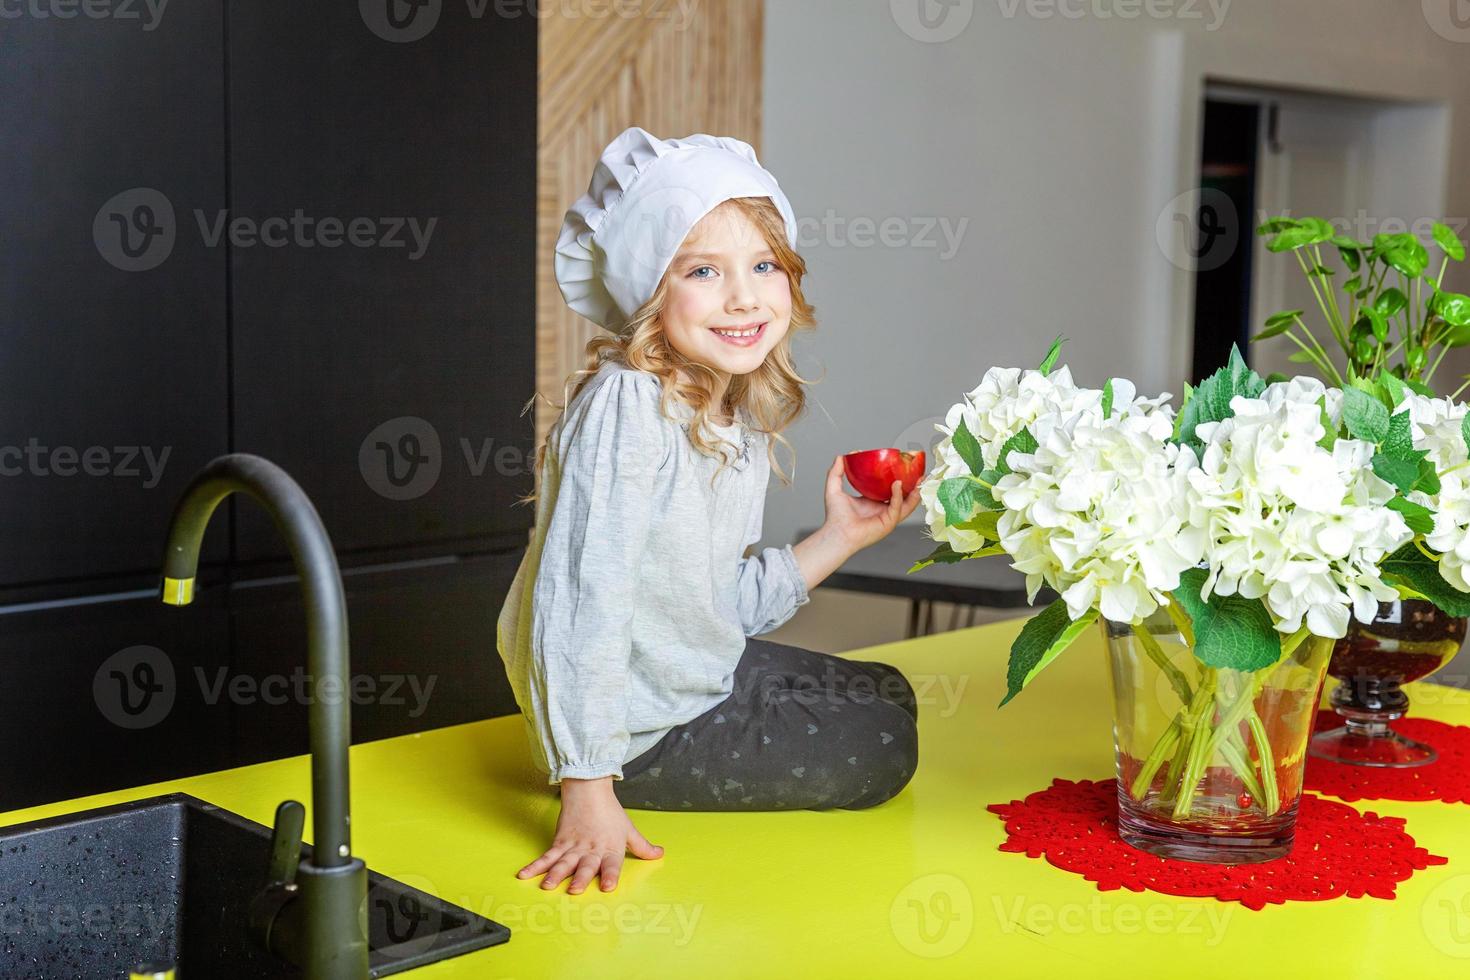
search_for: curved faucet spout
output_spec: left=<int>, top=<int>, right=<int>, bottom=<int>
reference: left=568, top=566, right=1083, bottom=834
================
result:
left=159, top=453, right=353, bottom=868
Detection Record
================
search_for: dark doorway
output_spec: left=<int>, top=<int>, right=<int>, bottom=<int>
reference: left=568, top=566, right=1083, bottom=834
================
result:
left=1189, top=99, right=1260, bottom=383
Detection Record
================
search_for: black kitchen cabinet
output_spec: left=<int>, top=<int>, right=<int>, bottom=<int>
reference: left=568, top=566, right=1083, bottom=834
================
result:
left=0, top=4, right=230, bottom=589
left=226, top=0, right=537, bottom=562
left=227, top=554, right=522, bottom=766
left=0, top=5, right=537, bottom=810
left=0, top=590, right=232, bottom=812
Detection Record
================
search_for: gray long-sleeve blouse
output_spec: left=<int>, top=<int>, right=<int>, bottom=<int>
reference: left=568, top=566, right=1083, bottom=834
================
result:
left=496, top=358, right=812, bottom=783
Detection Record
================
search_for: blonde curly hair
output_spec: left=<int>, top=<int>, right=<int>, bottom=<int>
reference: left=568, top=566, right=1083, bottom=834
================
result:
left=519, top=196, right=818, bottom=504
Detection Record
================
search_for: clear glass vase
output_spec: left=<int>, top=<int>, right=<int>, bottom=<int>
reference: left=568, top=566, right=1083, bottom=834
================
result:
left=1103, top=608, right=1336, bottom=864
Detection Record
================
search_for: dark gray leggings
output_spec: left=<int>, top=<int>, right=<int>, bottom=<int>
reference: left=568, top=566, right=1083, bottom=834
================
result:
left=613, top=637, right=919, bottom=812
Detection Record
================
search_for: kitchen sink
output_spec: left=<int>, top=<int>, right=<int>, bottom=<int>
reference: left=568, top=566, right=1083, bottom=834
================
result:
left=0, top=793, right=509, bottom=978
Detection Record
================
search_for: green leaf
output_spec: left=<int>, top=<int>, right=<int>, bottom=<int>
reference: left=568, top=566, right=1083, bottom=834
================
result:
left=1172, top=569, right=1284, bottom=672
left=1256, top=217, right=1300, bottom=236
left=1380, top=372, right=1409, bottom=407
left=937, top=477, right=980, bottom=527
left=1433, top=221, right=1466, bottom=262
left=909, top=541, right=1005, bottom=573
left=1431, top=291, right=1470, bottom=329
left=1342, top=386, right=1390, bottom=444
left=1288, top=350, right=1318, bottom=364
left=1364, top=309, right=1390, bottom=343
left=1338, top=246, right=1361, bottom=273
left=1372, top=455, right=1423, bottom=493
left=1375, top=232, right=1430, bottom=278
left=974, top=468, right=1005, bottom=510
left=951, top=418, right=984, bottom=477
left=1381, top=543, right=1470, bottom=617
left=1387, top=497, right=1436, bottom=534
left=996, top=428, right=1038, bottom=476
left=1343, top=275, right=1362, bottom=293
left=1253, top=320, right=1292, bottom=341
left=1415, top=457, right=1441, bottom=496
left=1404, top=378, right=1437, bottom=397
left=1264, top=372, right=1290, bottom=385
left=1317, top=397, right=1337, bottom=450
left=955, top=508, right=1001, bottom=540
left=1256, top=310, right=1302, bottom=340
left=1174, top=345, right=1265, bottom=452
left=1374, top=287, right=1408, bottom=318
left=1267, top=217, right=1334, bottom=252
left=1384, top=408, right=1417, bottom=458
left=1101, top=378, right=1115, bottom=420
left=1038, top=336, right=1064, bottom=377
left=999, top=601, right=1100, bottom=707
left=1464, top=413, right=1470, bottom=457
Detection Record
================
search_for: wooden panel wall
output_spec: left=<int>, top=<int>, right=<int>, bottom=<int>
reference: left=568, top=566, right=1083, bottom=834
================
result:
left=536, top=0, right=765, bottom=443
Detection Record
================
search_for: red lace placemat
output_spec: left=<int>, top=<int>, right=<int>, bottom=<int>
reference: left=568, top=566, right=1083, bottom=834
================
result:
left=987, top=778, right=1447, bottom=910
left=1306, top=709, right=1470, bottom=805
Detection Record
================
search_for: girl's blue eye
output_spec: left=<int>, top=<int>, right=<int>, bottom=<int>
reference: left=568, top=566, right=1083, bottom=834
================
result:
left=689, top=261, right=780, bottom=279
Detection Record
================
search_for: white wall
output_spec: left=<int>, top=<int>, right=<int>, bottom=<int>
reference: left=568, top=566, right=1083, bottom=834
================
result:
left=758, top=0, right=1470, bottom=552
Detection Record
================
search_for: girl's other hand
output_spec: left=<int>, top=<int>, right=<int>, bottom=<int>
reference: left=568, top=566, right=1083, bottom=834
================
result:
left=516, top=776, right=664, bottom=894
left=822, top=455, right=922, bottom=554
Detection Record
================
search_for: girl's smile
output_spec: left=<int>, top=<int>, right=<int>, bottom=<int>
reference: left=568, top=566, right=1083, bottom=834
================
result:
left=661, top=203, right=792, bottom=386
left=709, top=321, right=768, bottom=346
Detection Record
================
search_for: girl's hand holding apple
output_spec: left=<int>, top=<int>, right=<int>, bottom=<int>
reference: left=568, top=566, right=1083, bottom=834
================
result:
left=822, top=448, right=924, bottom=554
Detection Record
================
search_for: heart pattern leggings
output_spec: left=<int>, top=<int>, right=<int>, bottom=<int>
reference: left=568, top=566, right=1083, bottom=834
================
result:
left=613, top=637, right=919, bottom=811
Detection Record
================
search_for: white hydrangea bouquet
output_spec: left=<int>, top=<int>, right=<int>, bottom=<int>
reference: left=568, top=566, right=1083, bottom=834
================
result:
left=912, top=340, right=1470, bottom=846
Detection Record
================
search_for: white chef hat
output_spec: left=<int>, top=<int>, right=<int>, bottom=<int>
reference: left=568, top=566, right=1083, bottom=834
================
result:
left=554, top=126, right=800, bottom=334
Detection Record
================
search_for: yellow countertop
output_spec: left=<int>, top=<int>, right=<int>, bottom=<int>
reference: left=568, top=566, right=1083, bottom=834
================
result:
left=5, top=617, right=1469, bottom=979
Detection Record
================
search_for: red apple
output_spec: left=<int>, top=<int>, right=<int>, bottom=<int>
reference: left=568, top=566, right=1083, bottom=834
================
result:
left=842, top=448, right=925, bottom=503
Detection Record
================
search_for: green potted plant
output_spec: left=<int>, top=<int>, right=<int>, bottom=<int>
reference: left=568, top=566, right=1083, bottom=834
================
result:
left=1252, top=217, right=1470, bottom=394
left=1254, top=217, right=1470, bottom=768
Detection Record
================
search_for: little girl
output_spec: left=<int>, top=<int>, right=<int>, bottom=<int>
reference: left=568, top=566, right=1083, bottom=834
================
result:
left=497, top=127, right=923, bottom=896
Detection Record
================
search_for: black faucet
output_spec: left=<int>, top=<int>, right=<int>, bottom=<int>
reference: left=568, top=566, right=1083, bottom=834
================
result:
left=160, top=453, right=369, bottom=979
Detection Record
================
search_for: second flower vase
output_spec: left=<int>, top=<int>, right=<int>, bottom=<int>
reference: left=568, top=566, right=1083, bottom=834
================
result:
left=1104, top=608, right=1335, bottom=864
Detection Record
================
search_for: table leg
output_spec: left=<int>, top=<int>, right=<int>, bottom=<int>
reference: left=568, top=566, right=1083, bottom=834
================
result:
left=906, top=598, right=921, bottom=640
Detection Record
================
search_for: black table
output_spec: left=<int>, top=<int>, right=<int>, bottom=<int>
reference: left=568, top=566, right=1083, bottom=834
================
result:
left=794, top=525, right=1050, bottom=638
